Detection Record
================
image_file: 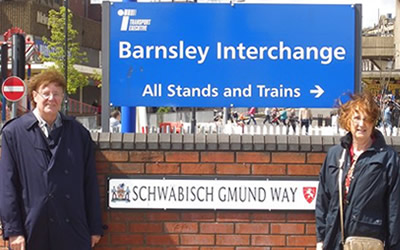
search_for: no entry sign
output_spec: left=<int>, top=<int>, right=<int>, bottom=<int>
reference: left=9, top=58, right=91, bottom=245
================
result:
left=2, top=76, right=26, bottom=102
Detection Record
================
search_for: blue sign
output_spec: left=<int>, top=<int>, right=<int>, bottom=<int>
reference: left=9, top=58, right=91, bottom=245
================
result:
left=109, top=3, right=358, bottom=108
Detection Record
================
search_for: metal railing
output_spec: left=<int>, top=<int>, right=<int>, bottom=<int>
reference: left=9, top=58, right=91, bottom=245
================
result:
left=138, top=122, right=399, bottom=137
left=67, top=98, right=98, bottom=115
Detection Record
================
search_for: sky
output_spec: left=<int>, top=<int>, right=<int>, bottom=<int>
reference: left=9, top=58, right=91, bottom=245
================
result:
left=246, top=0, right=397, bottom=28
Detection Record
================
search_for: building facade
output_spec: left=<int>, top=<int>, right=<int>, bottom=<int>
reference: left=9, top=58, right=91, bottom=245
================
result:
left=0, top=0, right=101, bottom=106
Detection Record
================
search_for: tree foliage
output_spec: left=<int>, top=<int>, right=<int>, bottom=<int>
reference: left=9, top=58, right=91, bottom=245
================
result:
left=41, top=6, right=88, bottom=94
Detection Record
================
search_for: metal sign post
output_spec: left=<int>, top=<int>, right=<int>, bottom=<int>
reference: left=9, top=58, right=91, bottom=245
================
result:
left=11, top=34, right=25, bottom=119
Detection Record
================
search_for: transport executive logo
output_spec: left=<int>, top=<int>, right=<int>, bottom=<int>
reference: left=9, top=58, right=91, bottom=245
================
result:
left=117, top=8, right=151, bottom=32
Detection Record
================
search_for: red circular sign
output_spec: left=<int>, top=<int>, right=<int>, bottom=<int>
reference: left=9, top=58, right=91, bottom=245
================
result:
left=2, top=76, right=26, bottom=102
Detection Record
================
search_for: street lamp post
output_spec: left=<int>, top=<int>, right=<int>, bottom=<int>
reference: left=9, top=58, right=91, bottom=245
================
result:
left=64, top=0, right=69, bottom=115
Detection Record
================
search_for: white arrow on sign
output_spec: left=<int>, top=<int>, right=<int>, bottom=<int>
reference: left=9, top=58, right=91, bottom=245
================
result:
left=310, top=85, right=324, bottom=98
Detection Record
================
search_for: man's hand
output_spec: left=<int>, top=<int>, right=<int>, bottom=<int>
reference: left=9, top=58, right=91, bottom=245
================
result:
left=9, top=235, right=25, bottom=250
left=91, top=235, right=101, bottom=248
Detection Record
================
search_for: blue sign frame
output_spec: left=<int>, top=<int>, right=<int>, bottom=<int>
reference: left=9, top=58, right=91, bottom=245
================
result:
left=109, top=3, right=360, bottom=108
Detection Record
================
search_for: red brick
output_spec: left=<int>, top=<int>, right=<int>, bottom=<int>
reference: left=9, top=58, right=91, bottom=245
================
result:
left=306, top=224, right=316, bottom=234
left=216, top=163, right=250, bottom=175
left=252, top=235, right=285, bottom=246
left=96, top=162, right=110, bottom=173
left=287, top=236, right=316, bottom=246
left=94, top=244, right=127, bottom=250
left=252, top=164, right=286, bottom=175
left=168, top=247, right=199, bottom=250
left=110, top=233, right=144, bottom=245
left=146, top=163, right=180, bottom=174
left=110, top=211, right=146, bottom=222
left=202, top=247, right=234, bottom=250
left=107, top=222, right=127, bottom=233
left=99, top=187, right=106, bottom=198
left=165, top=222, right=198, bottom=233
left=287, top=164, right=320, bottom=176
left=136, top=248, right=163, bottom=250
left=287, top=212, right=315, bottom=223
left=110, top=162, right=144, bottom=174
left=146, top=211, right=180, bottom=221
left=237, top=152, right=270, bottom=163
left=252, top=212, right=286, bottom=222
left=271, top=248, right=304, bottom=250
left=146, top=234, right=180, bottom=245
left=182, top=212, right=216, bottom=222
left=200, top=223, right=234, bottom=233
left=271, top=223, right=304, bottom=234
left=130, top=151, right=164, bottom=162
left=129, top=222, right=163, bottom=233
left=236, top=223, right=269, bottom=234
left=181, top=235, right=215, bottom=245
left=95, top=247, right=129, bottom=250
left=307, top=153, right=326, bottom=164
left=272, top=153, right=305, bottom=163
left=96, top=151, right=129, bottom=162
left=97, top=174, right=106, bottom=186
left=182, top=163, right=216, bottom=175
left=216, top=235, right=250, bottom=245
left=166, top=152, right=199, bottom=162
left=237, top=248, right=270, bottom=250
left=217, top=212, right=250, bottom=222
left=201, top=152, right=234, bottom=162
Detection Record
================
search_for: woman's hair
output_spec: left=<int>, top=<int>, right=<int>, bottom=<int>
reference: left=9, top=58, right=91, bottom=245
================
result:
left=28, top=69, right=66, bottom=107
left=338, top=92, right=380, bottom=131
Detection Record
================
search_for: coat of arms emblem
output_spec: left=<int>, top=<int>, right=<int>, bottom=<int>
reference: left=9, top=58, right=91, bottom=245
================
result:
left=111, top=183, right=131, bottom=202
left=303, top=187, right=316, bottom=203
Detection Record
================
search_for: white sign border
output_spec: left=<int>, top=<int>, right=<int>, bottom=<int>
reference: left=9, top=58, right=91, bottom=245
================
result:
left=107, top=176, right=319, bottom=211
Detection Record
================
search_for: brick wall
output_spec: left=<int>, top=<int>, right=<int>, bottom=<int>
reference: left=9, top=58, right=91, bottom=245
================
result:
left=93, top=133, right=336, bottom=250
left=3, top=133, right=398, bottom=249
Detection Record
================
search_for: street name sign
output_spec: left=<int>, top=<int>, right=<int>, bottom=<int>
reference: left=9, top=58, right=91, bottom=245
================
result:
left=2, top=76, right=26, bottom=102
left=107, top=3, right=361, bottom=108
left=108, top=177, right=319, bottom=210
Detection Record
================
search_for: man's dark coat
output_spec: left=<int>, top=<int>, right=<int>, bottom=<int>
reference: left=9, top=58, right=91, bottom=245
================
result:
left=0, top=112, right=103, bottom=250
left=315, top=130, right=400, bottom=250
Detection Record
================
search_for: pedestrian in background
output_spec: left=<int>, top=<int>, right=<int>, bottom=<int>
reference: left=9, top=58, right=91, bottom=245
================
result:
left=263, top=107, right=270, bottom=124
left=287, top=108, right=298, bottom=134
left=383, top=101, right=394, bottom=135
left=330, top=110, right=339, bottom=134
left=110, top=109, right=121, bottom=132
left=247, top=107, right=257, bottom=125
left=279, top=108, right=287, bottom=126
left=0, top=69, right=103, bottom=250
left=299, top=107, right=312, bottom=135
left=315, top=92, right=400, bottom=249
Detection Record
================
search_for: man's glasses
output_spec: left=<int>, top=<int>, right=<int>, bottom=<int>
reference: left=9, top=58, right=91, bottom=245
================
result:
left=34, top=91, right=63, bottom=100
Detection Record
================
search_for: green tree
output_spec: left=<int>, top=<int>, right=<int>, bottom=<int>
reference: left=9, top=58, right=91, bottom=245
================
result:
left=41, top=6, right=88, bottom=94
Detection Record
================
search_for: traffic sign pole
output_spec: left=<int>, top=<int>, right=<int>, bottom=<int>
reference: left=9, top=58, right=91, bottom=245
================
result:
left=1, top=43, right=8, bottom=122
left=11, top=34, right=25, bottom=119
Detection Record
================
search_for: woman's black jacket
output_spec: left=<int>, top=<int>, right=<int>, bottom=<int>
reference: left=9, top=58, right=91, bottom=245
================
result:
left=315, top=130, right=400, bottom=249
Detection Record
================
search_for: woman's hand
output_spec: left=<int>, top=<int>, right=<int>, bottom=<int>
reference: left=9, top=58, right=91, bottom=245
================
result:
left=9, top=235, right=25, bottom=250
